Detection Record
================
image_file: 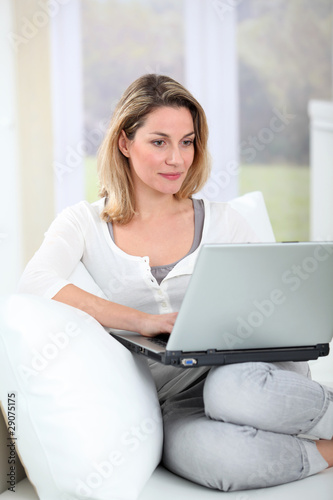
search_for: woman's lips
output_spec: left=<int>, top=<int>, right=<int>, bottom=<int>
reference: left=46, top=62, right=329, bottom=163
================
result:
left=159, top=173, right=182, bottom=180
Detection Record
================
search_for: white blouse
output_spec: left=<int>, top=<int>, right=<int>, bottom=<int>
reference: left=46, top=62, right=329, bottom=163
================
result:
left=18, top=197, right=260, bottom=312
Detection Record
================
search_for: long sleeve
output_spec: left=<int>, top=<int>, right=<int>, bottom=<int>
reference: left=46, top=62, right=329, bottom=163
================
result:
left=17, top=206, right=86, bottom=299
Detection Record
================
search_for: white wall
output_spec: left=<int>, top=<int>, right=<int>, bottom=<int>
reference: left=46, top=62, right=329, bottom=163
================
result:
left=0, top=1, right=23, bottom=297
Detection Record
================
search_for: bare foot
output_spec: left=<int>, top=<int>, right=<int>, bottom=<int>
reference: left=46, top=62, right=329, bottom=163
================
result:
left=316, top=439, right=333, bottom=467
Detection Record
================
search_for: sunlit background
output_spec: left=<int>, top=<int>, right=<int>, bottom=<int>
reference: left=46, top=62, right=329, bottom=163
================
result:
left=1, top=0, right=333, bottom=296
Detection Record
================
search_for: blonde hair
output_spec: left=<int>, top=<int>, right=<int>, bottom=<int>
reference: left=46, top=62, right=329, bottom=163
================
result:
left=97, top=74, right=211, bottom=224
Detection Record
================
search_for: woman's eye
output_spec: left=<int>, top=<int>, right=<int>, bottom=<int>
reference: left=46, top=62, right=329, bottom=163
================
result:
left=182, top=140, right=193, bottom=147
left=152, top=140, right=165, bottom=146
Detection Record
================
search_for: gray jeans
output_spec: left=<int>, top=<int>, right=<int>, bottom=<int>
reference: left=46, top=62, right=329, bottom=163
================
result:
left=161, top=361, right=333, bottom=491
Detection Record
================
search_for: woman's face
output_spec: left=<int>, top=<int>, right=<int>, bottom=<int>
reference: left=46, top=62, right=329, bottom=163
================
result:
left=118, top=106, right=195, bottom=198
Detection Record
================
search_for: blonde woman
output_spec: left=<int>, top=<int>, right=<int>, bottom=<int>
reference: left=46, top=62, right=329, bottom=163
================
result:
left=18, top=74, right=333, bottom=491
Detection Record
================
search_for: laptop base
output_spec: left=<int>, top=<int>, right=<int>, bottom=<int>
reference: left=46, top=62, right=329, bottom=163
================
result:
left=113, top=335, right=329, bottom=368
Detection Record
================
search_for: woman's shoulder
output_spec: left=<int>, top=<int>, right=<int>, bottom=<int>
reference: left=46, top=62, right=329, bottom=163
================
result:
left=57, top=198, right=105, bottom=219
left=49, top=198, right=106, bottom=235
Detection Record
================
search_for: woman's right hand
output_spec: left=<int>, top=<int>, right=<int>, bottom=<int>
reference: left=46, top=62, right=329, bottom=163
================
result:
left=53, top=284, right=178, bottom=338
left=137, top=311, right=178, bottom=338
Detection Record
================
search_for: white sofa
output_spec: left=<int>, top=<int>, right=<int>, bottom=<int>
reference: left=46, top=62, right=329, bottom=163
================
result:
left=1, top=405, right=333, bottom=500
left=1, top=192, right=332, bottom=499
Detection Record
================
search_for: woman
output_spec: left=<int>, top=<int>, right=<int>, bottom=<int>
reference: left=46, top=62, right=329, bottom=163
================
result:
left=18, top=74, right=333, bottom=491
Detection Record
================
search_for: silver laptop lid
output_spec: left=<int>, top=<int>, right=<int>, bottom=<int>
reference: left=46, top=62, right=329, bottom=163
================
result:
left=166, top=242, right=333, bottom=352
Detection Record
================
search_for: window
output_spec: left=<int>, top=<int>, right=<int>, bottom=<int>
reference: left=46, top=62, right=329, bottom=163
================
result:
left=237, top=0, right=333, bottom=241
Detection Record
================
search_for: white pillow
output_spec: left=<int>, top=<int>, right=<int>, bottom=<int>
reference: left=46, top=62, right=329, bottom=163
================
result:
left=228, top=191, right=275, bottom=242
left=69, top=261, right=108, bottom=299
left=0, top=294, right=162, bottom=500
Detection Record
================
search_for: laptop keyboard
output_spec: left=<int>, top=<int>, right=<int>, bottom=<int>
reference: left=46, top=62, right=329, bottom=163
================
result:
left=148, top=333, right=170, bottom=347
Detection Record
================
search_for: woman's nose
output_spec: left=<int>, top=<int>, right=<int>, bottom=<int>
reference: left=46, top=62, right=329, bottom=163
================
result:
left=166, top=145, right=183, bottom=166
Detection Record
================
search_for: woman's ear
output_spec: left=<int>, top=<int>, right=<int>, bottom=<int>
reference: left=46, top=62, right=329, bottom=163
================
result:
left=118, top=130, right=131, bottom=158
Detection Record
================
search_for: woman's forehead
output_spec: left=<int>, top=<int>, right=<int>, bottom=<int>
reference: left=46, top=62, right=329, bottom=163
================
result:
left=139, top=106, right=195, bottom=134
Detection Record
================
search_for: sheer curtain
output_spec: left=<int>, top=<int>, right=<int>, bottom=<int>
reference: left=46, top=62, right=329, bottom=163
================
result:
left=184, top=0, right=239, bottom=202
left=51, top=0, right=85, bottom=213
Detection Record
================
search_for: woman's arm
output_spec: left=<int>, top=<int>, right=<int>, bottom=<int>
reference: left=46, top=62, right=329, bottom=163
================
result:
left=18, top=204, right=177, bottom=337
left=53, top=284, right=177, bottom=337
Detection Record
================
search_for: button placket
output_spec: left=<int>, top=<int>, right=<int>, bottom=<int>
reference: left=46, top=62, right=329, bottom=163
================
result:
left=142, top=256, right=154, bottom=284
left=141, top=258, right=172, bottom=310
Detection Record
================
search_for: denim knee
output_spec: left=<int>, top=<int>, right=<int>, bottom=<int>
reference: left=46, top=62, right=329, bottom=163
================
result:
left=203, top=362, right=326, bottom=436
left=163, top=412, right=315, bottom=491
left=203, top=362, right=270, bottom=422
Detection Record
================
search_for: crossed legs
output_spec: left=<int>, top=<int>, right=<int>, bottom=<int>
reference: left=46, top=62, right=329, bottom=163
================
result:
left=162, top=361, right=333, bottom=491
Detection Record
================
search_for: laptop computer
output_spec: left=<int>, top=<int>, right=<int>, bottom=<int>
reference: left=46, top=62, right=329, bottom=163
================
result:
left=111, top=242, right=333, bottom=367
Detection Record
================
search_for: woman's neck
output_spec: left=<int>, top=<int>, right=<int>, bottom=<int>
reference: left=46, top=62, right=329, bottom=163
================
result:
left=133, top=192, right=190, bottom=221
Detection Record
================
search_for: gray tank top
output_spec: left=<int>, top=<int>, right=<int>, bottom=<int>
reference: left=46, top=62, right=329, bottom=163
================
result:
left=107, top=198, right=205, bottom=284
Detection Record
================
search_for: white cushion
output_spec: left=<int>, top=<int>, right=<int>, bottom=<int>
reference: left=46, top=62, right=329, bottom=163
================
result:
left=68, top=262, right=108, bottom=299
left=228, top=190, right=275, bottom=242
left=0, top=294, right=162, bottom=500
